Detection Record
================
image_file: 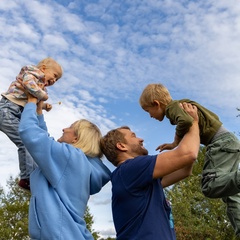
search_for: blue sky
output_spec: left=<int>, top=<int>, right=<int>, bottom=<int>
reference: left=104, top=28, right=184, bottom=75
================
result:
left=0, top=0, right=240, bottom=238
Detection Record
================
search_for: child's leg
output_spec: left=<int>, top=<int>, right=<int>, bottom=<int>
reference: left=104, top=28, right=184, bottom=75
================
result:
left=202, top=132, right=240, bottom=198
left=0, top=98, right=36, bottom=179
left=223, top=194, right=240, bottom=236
left=17, top=141, right=36, bottom=179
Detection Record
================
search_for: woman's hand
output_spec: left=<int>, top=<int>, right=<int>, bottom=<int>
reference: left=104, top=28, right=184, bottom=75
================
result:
left=15, top=82, right=38, bottom=104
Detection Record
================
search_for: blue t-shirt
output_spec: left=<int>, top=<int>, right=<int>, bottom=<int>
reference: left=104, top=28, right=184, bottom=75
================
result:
left=111, top=155, right=176, bottom=240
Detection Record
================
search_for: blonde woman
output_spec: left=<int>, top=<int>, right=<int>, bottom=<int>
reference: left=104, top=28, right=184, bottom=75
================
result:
left=19, top=93, right=111, bottom=239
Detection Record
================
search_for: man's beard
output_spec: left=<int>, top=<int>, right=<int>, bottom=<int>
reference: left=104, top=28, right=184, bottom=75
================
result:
left=133, top=144, right=148, bottom=156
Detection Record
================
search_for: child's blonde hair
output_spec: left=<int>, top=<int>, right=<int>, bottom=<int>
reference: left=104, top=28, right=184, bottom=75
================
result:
left=139, top=83, right=172, bottom=108
left=72, top=119, right=103, bottom=158
left=37, top=57, right=63, bottom=79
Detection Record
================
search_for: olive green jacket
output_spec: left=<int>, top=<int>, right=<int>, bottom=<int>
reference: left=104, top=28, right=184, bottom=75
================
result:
left=165, top=99, right=222, bottom=146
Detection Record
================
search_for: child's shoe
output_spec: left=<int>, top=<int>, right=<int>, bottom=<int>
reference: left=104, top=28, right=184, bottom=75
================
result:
left=18, top=178, right=30, bottom=191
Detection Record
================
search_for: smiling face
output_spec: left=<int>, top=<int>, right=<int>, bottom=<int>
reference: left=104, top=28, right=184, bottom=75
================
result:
left=143, top=100, right=166, bottom=121
left=41, top=63, right=62, bottom=86
left=57, top=122, right=78, bottom=144
left=119, top=128, right=148, bottom=156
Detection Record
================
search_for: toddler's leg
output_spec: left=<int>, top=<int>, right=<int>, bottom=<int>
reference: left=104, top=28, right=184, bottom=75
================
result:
left=0, top=99, right=36, bottom=179
left=223, top=194, right=240, bottom=236
left=202, top=132, right=240, bottom=198
left=18, top=142, right=36, bottom=179
left=202, top=170, right=240, bottom=198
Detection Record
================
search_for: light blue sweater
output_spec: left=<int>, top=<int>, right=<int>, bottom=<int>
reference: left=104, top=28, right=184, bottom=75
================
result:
left=19, top=103, right=111, bottom=240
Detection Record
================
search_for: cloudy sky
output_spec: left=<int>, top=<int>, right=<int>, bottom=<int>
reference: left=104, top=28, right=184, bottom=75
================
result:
left=0, top=0, right=240, bottom=238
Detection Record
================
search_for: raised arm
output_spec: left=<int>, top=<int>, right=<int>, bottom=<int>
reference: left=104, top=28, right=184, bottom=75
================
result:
left=153, top=103, right=200, bottom=181
left=161, top=164, right=194, bottom=188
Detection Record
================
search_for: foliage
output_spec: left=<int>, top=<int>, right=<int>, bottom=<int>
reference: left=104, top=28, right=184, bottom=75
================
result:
left=99, top=238, right=116, bottom=240
left=84, top=205, right=101, bottom=240
left=237, top=108, right=240, bottom=136
left=0, top=176, right=103, bottom=240
left=165, top=147, right=240, bottom=240
left=0, top=176, right=30, bottom=240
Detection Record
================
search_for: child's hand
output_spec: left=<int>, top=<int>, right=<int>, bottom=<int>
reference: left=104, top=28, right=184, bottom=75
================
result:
left=156, top=142, right=177, bottom=152
left=42, top=103, right=52, bottom=112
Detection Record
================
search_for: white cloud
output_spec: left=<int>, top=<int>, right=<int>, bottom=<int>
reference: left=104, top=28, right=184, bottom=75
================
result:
left=78, top=89, right=95, bottom=101
left=42, top=33, right=70, bottom=51
left=25, top=0, right=56, bottom=30
left=60, top=13, right=86, bottom=33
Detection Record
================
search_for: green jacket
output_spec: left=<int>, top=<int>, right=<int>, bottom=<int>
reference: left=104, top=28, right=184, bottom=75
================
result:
left=165, top=99, right=222, bottom=146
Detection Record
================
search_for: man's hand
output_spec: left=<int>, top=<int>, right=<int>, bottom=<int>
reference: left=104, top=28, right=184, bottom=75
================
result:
left=180, top=102, right=199, bottom=122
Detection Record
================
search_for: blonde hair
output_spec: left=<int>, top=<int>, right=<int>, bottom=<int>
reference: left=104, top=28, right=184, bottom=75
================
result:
left=139, top=83, right=172, bottom=108
left=72, top=119, right=103, bottom=158
left=37, top=57, right=63, bottom=79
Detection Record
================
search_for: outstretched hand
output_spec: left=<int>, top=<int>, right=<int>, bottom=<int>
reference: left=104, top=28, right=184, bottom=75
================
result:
left=156, top=142, right=177, bottom=152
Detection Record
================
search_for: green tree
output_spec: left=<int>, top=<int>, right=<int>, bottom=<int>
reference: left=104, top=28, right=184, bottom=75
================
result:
left=99, top=237, right=116, bottom=240
left=0, top=176, right=30, bottom=240
left=84, top=205, right=101, bottom=240
left=0, top=176, right=100, bottom=239
left=165, top=147, right=239, bottom=240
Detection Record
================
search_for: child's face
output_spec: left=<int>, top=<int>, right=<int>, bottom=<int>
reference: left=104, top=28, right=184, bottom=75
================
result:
left=42, top=63, right=62, bottom=86
left=144, top=101, right=166, bottom=121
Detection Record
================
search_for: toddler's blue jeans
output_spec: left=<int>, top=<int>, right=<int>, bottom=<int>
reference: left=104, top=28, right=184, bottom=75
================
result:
left=0, top=96, right=36, bottom=179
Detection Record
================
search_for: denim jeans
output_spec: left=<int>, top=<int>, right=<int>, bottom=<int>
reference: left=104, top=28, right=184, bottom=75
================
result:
left=0, top=96, right=36, bottom=179
left=201, top=132, right=240, bottom=236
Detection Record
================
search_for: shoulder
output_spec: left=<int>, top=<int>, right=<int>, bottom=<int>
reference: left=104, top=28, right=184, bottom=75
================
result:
left=117, top=155, right=157, bottom=172
left=88, top=157, right=111, bottom=172
left=165, top=100, right=181, bottom=118
left=113, top=155, right=157, bottom=186
left=20, top=65, right=44, bottom=78
left=167, top=98, right=199, bottom=110
left=20, top=65, right=37, bottom=71
left=166, top=100, right=180, bottom=110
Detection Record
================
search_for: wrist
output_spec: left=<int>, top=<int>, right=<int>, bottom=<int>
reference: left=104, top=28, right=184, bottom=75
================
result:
left=28, top=98, right=38, bottom=104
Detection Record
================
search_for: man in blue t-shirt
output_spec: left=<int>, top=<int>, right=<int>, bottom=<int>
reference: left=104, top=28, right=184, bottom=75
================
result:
left=100, top=103, right=200, bottom=240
